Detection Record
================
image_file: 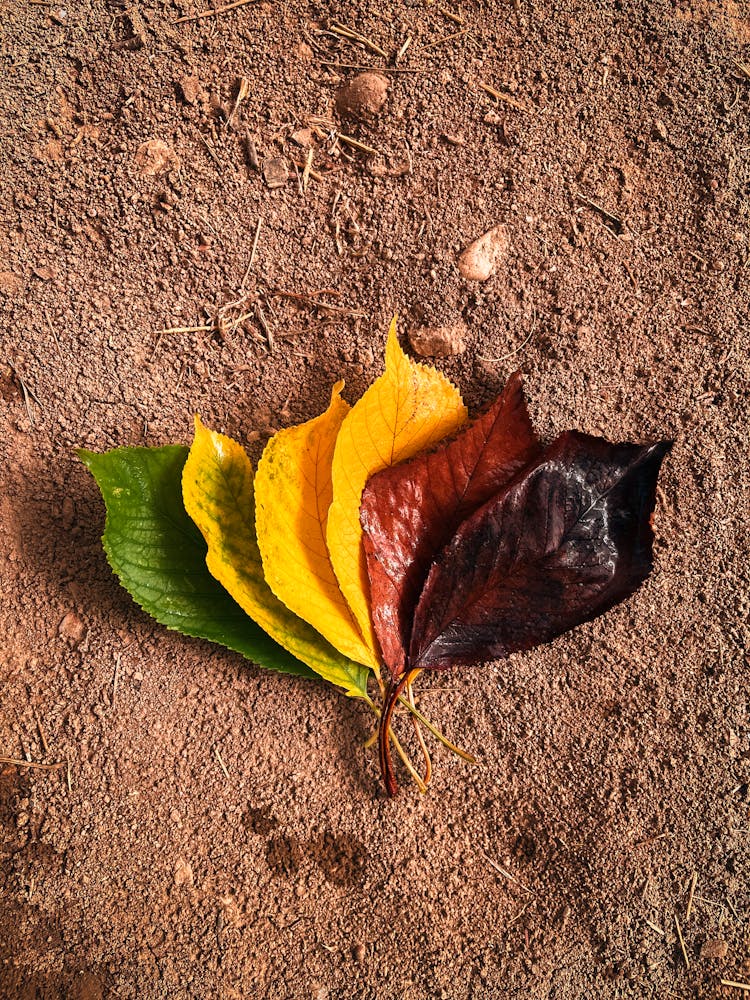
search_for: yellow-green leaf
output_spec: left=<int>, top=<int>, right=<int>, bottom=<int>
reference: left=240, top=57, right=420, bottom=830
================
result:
left=327, top=318, right=468, bottom=650
left=182, top=417, right=371, bottom=700
left=255, top=383, right=379, bottom=669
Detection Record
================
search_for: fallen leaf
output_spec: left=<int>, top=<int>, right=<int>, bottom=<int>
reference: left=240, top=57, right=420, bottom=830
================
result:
left=361, top=372, right=541, bottom=677
left=182, top=417, right=370, bottom=699
left=327, top=318, right=468, bottom=655
left=378, top=431, right=671, bottom=794
left=79, top=446, right=315, bottom=679
left=255, top=382, right=379, bottom=669
left=411, top=431, right=672, bottom=670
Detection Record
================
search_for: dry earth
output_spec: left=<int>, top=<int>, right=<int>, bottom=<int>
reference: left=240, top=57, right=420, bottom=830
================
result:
left=1, top=0, right=749, bottom=997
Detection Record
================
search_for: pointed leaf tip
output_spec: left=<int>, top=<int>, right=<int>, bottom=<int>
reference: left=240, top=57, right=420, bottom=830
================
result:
left=410, top=431, right=672, bottom=672
left=361, top=370, right=542, bottom=678
left=327, top=319, right=468, bottom=653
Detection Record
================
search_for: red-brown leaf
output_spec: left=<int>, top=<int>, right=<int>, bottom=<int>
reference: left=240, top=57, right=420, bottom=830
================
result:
left=409, top=431, right=672, bottom=671
left=360, top=372, right=541, bottom=678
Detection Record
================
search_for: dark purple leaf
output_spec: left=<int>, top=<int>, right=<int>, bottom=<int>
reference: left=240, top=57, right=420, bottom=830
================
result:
left=378, top=431, right=671, bottom=795
left=410, top=432, right=672, bottom=670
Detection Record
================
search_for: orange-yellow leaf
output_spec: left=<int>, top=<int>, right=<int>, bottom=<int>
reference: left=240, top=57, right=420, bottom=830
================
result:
left=255, top=382, right=379, bottom=669
left=327, top=318, right=468, bottom=650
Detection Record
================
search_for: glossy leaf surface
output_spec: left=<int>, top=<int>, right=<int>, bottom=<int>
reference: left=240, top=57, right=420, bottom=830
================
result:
left=79, top=446, right=316, bottom=679
left=410, top=432, right=672, bottom=671
left=255, top=382, right=378, bottom=669
left=327, top=318, right=468, bottom=654
left=182, top=417, right=371, bottom=699
left=361, top=372, right=542, bottom=677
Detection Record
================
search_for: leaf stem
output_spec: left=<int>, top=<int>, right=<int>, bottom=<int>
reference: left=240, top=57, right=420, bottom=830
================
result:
left=378, top=670, right=414, bottom=796
left=406, top=677, right=432, bottom=787
left=395, top=694, right=477, bottom=764
left=390, top=728, right=428, bottom=794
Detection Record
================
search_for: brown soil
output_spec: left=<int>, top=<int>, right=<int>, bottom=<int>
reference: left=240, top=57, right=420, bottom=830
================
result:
left=1, top=0, right=749, bottom=997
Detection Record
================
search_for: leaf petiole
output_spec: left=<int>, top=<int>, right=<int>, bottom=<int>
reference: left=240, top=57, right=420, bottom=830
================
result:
left=406, top=677, right=432, bottom=787
left=361, top=698, right=427, bottom=792
left=389, top=727, right=428, bottom=794
left=395, top=694, right=476, bottom=764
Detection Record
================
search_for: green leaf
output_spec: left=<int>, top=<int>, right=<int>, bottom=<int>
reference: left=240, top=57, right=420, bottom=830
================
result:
left=79, top=445, right=317, bottom=680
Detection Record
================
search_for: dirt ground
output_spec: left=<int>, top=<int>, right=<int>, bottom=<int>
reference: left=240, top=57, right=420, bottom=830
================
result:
left=1, top=0, right=749, bottom=997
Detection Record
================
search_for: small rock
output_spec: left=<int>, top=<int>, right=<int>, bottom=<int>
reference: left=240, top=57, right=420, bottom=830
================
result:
left=352, top=942, right=366, bottom=964
left=134, top=139, right=180, bottom=177
left=458, top=225, right=508, bottom=281
left=700, top=938, right=728, bottom=960
left=653, top=118, right=668, bottom=141
left=0, top=271, right=24, bottom=298
left=262, top=156, right=288, bottom=189
left=294, top=40, right=314, bottom=61
left=173, top=858, right=194, bottom=887
left=290, top=128, right=314, bottom=148
left=58, top=611, right=85, bottom=646
left=409, top=322, right=467, bottom=357
left=335, top=72, right=389, bottom=121
left=32, top=265, right=56, bottom=281
left=178, top=74, right=203, bottom=105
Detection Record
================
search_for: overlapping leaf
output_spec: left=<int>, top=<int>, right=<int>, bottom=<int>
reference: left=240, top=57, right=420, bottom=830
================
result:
left=255, top=382, right=378, bottom=669
left=181, top=417, right=370, bottom=700
left=327, top=318, right=468, bottom=655
left=360, top=371, right=542, bottom=678
left=375, top=430, right=671, bottom=794
left=408, top=432, right=671, bottom=671
left=78, top=446, right=316, bottom=679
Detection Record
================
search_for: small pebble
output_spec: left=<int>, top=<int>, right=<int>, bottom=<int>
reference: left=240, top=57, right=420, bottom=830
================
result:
left=700, top=938, right=728, bottom=960
left=178, top=75, right=202, bottom=105
left=290, top=128, right=313, bottom=148
left=59, top=611, right=85, bottom=645
left=335, top=72, right=389, bottom=121
left=352, top=942, right=366, bottom=963
left=262, top=157, right=288, bottom=190
left=134, top=139, right=180, bottom=177
left=458, top=225, right=508, bottom=281
left=409, top=322, right=467, bottom=357
left=653, top=118, right=668, bottom=141
left=0, top=271, right=24, bottom=298
left=173, top=858, right=194, bottom=887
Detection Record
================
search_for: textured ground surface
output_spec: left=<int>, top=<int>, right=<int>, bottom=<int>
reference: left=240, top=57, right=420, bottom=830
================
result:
left=1, top=0, right=749, bottom=997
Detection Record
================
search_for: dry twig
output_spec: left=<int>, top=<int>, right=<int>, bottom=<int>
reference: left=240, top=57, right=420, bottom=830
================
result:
left=674, top=914, right=690, bottom=969
left=424, top=28, right=469, bottom=49
left=328, top=20, right=387, bottom=58
left=0, top=756, right=64, bottom=771
left=478, top=81, right=534, bottom=113
left=338, top=133, right=378, bottom=155
left=241, top=217, right=263, bottom=290
left=175, top=0, right=256, bottom=24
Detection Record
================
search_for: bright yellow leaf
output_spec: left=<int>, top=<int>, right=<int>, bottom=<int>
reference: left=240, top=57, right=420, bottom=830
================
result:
left=182, top=416, right=371, bottom=700
left=327, top=318, right=468, bottom=650
left=255, top=383, right=379, bottom=670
